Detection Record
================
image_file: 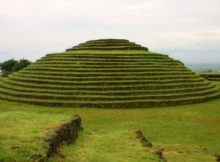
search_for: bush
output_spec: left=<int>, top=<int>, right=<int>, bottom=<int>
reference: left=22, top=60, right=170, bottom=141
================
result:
left=0, top=59, right=31, bottom=76
left=14, top=59, right=31, bottom=71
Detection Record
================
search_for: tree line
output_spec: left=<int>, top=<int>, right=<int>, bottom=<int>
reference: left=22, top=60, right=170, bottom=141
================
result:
left=0, top=59, right=31, bottom=76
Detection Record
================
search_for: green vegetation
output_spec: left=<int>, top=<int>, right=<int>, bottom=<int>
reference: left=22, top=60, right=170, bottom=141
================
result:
left=0, top=94, right=220, bottom=161
left=66, top=39, right=148, bottom=51
left=213, top=81, right=220, bottom=88
left=0, top=103, right=70, bottom=162
left=0, top=39, right=219, bottom=108
left=0, top=59, right=31, bottom=76
left=200, top=72, right=220, bottom=81
left=0, top=39, right=220, bottom=161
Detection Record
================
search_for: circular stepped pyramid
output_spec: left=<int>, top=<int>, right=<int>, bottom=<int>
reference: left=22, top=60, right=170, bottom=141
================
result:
left=0, top=39, right=219, bottom=108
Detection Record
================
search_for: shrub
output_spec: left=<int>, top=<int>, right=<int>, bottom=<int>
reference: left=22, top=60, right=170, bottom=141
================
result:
left=0, top=59, right=31, bottom=76
left=14, top=59, right=31, bottom=71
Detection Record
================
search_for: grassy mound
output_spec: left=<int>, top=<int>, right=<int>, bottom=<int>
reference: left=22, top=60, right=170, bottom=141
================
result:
left=0, top=39, right=219, bottom=108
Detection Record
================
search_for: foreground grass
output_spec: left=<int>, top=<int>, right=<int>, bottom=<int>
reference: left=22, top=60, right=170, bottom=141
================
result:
left=0, top=81, right=219, bottom=161
left=0, top=103, right=71, bottom=161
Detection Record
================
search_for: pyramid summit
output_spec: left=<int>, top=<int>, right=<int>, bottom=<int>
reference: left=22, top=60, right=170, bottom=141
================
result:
left=0, top=39, right=219, bottom=108
left=66, top=39, right=149, bottom=51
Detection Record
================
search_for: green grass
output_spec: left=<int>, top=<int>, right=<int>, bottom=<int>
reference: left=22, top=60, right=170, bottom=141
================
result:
left=201, top=72, right=220, bottom=75
left=0, top=48, right=218, bottom=108
left=11, top=73, right=200, bottom=81
left=213, top=81, right=220, bottom=88
left=7, top=75, right=205, bottom=86
left=0, top=39, right=220, bottom=161
left=3, top=78, right=211, bottom=90
left=200, top=73, right=220, bottom=81
left=65, top=50, right=152, bottom=54
left=46, top=52, right=168, bottom=58
left=67, top=39, right=149, bottom=51
left=0, top=84, right=220, bottom=161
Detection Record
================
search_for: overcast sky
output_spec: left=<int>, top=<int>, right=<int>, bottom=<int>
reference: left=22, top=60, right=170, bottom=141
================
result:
left=0, top=0, right=220, bottom=65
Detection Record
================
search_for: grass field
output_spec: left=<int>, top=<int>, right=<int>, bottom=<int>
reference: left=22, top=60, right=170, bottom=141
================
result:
left=0, top=81, right=219, bottom=162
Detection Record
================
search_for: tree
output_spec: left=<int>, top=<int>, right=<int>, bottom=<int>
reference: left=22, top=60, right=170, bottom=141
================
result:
left=0, top=59, right=31, bottom=76
left=14, top=59, right=31, bottom=71
left=0, top=59, right=18, bottom=76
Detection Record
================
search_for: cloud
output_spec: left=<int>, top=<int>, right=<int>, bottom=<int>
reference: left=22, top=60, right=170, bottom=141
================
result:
left=0, top=0, right=220, bottom=65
